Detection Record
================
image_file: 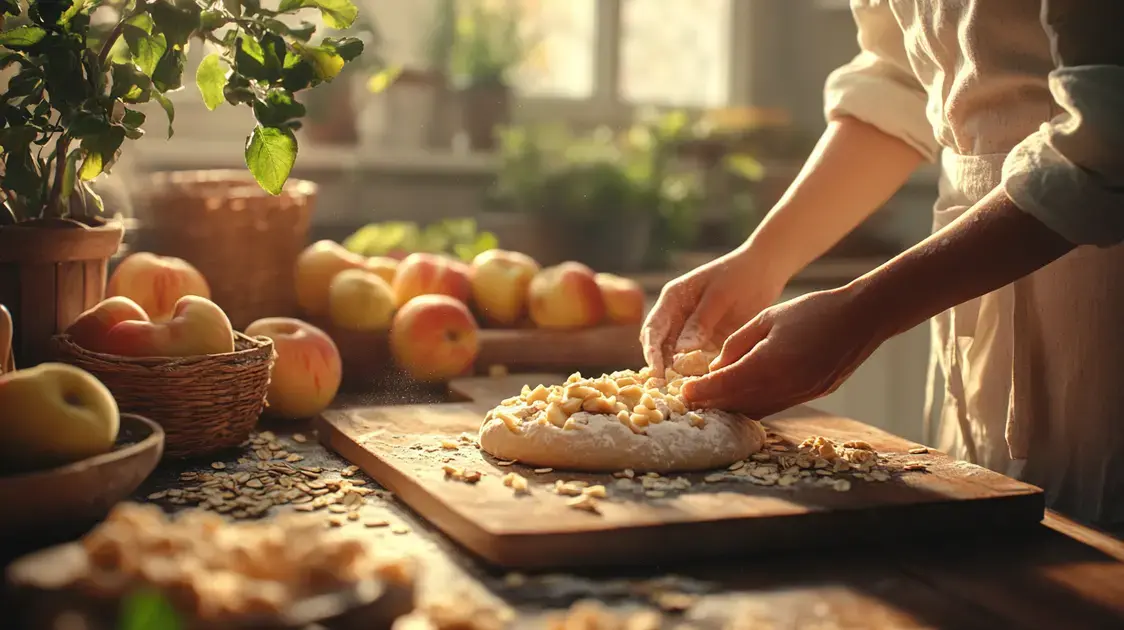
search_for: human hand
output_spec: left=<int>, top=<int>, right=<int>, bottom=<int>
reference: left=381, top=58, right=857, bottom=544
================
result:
left=680, top=286, right=886, bottom=418
left=640, top=247, right=785, bottom=375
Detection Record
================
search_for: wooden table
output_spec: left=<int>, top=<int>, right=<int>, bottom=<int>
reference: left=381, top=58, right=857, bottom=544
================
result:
left=6, top=387, right=1124, bottom=630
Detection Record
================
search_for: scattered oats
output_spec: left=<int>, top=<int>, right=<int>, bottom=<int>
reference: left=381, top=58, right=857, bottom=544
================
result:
left=286, top=454, right=304, bottom=463
left=258, top=431, right=276, bottom=441
left=146, top=491, right=167, bottom=500
left=231, top=510, right=247, bottom=519
left=843, top=440, right=874, bottom=450
left=391, top=526, right=409, bottom=535
left=328, top=504, right=349, bottom=514
left=237, top=458, right=251, bottom=465
left=703, top=474, right=724, bottom=483
left=245, top=479, right=263, bottom=489
left=166, top=489, right=183, bottom=498
left=440, top=440, right=459, bottom=450
left=462, top=470, right=482, bottom=484
left=583, top=485, right=607, bottom=499
left=292, top=433, right=307, bottom=443
left=833, top=479, right=852, bottom=492
left=348, top=479, right=367, bottom=486
left=533, top=467, right=553, bottom=474
left=364, top=519, right=389, bottom=528
left=871, top=470, right=891, bottom=481
left=727, top=461, right=745, bottom=471
left=621, top=469, right=636, bottom=479
left=908, top=446, right=929, bottom=455
left=614, top=478, right=634, bottom=489
left=488, top=364, right=509, bottom=378
left=503, top=573, right=527, bottom=588
left=494, top=459, right=517, bottom=467
left=347, top=512, right=360, bottom=521
left=210, top=462, right=226, bottom=470
left=751, top=453, right=771, bottom=462
left=903, top=463, right=928, bottom=472
left=644, top=472, right=661, bottom=479
left=275, top=450, right=289, bottom=459
left=644, top=490, right=666, bottom=499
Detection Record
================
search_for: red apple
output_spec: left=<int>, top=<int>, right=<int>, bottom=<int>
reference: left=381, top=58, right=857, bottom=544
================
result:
left=107, top=253, right=210, bottom=322
left=245, top=317, right=342, bottom=420
left=527, top=262, right=606, bottom=329
left=65, top=296, right=150, bottom=353
left=390, top=295, right=479, bottom=382
left=392, top=252, right=472, bottom=308
left=595, top=273, right=645, bottom=325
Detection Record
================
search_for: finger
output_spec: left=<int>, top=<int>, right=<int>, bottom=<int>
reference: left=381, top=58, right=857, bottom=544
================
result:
left=640, top=290, right=680, bottom=374
left=710, top=314, right=772, bottom=371
left=641, top=324, right=667, bottom=375
left=674, top=289, right=732, bottom=353
left=681, top=343, right=766, bottom=404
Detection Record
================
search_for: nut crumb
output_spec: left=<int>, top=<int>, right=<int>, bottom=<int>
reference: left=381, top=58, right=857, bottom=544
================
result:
left=566, top=495, right=600, bottom=513
left=210, top=462, right=226, bottom=470
left=292, top=433, right=307, bottom=443
left=727, top=461, right=745, bottom=471
left=502, top=472, right=530, bottom=494
left=326, top=517, right=343, bottom=528
left=494, top=459, right=517, bottom=466
left=903, top=463, right=928, bottom=472
left=391, top=526, right=409, bottom=535
left=644, top=490, right=666, bottom=499
left=582, top=485, right=607, bottom=499
left=532, top=467, right=553, bottom=474
left=908, top=446, right=929, bottom=454
left=440, top=440, right=459, bottom=450
left=364, top=519, right=389, bottom=528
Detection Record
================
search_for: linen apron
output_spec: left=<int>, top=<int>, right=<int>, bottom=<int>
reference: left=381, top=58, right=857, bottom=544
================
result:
left=829, top=1, right=1124, bottom=527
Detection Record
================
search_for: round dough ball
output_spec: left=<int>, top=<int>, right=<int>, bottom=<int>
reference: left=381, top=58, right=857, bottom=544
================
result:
left=478, top=408, right=766, bottom=473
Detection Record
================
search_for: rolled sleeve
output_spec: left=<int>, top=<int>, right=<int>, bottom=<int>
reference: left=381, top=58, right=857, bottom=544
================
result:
left=824, top=2, right=939, bottom=162
left=1001, top=1, right=1124, bottom=247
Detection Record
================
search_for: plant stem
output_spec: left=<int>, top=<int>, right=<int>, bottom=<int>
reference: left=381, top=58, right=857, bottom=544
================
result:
left=97, top=16, right=130, bottom=67
left=45, top=136, right=70, bottom=219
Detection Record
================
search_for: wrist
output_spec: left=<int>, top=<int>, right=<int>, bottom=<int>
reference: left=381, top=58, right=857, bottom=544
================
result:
left=838, top=271, right=910, bottom=343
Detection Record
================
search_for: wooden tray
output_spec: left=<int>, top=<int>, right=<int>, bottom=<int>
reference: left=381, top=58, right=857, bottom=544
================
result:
left=317, top=375, right=1045, bottom=571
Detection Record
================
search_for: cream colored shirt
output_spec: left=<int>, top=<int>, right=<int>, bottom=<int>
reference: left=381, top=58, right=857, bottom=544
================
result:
left=822, top=1, right=1124, bottom=526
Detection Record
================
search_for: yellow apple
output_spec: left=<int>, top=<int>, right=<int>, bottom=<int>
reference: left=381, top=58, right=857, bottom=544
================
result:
left=244, top=317, right=342, bottom=419
left=470, top=249, right=540, bottom=326
left=390, top=295, right=479, bottom=382
left=101, top=295, right=235, bottom=357
left=295, top=240, right=373, bottom=317
left=107, top=252, right=211, bottom=322
left=0, top=363, right=119, bottom=472
left=594, top=273, right=646, bottom=325
left=365, top=256, right=399, bottom=285
left=328, top=269, right=397, bottom=331
left=528, top=262, right=606, bottom=329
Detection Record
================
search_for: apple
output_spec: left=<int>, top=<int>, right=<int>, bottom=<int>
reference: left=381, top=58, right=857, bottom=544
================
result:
left=365, top=256, right=399, bottom=285
left=594, top=273, right=646, bottom=325
left=107, top=252, right=211, bottom=322
left=392, top=253, right=472, bottom=308
left=390, top=295, right=479, bottom=382
left=328, top=269, right=397, bottom=332
left=528, top=262, right=606, bottom=329
left=0, top=362, right=119, bottom=472
left=65, top=297, right=151, bottom=353
left=244, top=317, right=342, bottom=419
left=102, top=295, right=235, bottom=358
left=470, top=249, right=540, bottom=326
left=295, top=240, right=372, bottom=317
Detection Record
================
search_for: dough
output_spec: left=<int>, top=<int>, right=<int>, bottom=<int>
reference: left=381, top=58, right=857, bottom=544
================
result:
left=477, top=353, right=766, bottom=473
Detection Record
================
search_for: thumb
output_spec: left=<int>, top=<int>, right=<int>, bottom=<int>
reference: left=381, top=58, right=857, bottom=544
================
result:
left=675, top=289, right=732, bottom=353
left=709, top=313, right=772, bottom=371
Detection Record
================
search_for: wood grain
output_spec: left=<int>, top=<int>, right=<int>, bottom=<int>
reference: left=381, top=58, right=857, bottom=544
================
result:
left=317, top=375, right=1045, bottom=570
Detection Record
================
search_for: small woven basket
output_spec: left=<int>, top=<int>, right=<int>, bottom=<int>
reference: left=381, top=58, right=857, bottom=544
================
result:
left=137, top=170, right=317, bottom=330
left=52, top=332, right=276, bottom=459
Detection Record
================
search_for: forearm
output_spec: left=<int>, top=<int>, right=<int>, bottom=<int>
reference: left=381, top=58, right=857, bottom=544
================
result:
left=847, top=186, right=1076, bottom=340
left=741, top=115, right=925, bottom=287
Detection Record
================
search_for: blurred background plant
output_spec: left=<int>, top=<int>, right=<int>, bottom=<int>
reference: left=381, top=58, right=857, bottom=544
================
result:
left=343, top=217, right=498, bottom=262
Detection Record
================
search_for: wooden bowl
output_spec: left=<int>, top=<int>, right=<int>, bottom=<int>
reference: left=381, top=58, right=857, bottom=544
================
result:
left=0, top=414, right=164, bottom=542
left=6, top=543, right=417, bottom=630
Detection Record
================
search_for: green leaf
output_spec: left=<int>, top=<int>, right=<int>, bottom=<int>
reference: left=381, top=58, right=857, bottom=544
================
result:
left=222, top=72, right=255, bottom=105
left=78, top=126, right=126, bottom=181
left=234, top=35, right=270, bottom=80
left=366, top=66, right=400, bottom=93
left=322, top=36, right=364, bottom=62
left=153, top=91, right=175, bottom=138
left=199, top=9, right=229, bottom=30
left=296, top=44, right=344, bottom=81
left=0, top=25, right=46, bottom=48
left=281, top=57, right=315, bottom=92
left=195, top=53, right=227, bottom=110
left=1, top=0, right=21, bottom=16
left=124, top=29, right=167, bottom=76
left=127, top=13, right=155, bottom=34
left=149, top=0, right=202, bottom=48
left=119, top=589, right=182, bottom=630
left=80, top=180, right=104, bottom=214
left=59, top=149, right=82, bottom=205
left=280, top=0, right=358, bottom=30
left=244, top=126, right=296, bottom=195
left=2, top=146, right=42, bottom=207
left=252, top=89, right=305, bottom=127
left=111, top=62, right=152, bottom=103
left=68, top=111, right=110, bottom=138
left=58, top=0, right=94, bottom=27
left=152, top=47, right=186, bottom=92
left=122, top=108, right=146, bottom=128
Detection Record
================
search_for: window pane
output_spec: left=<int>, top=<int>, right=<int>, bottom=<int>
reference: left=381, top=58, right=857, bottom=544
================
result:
left=511, top=0, right=596, bottom=98
left=620, top=0, right=731, bottom=107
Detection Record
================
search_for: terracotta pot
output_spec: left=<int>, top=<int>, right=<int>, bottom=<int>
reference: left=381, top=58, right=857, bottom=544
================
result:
left=459, top=83, right=511, bottom=152
left=306, top=79, right=358, bottom=145
left=0, top=218, right=124, bottom=368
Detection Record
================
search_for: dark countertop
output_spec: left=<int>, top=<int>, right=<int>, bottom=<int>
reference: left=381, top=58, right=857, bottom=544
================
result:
left=9, top=384, right=1123, bottom=629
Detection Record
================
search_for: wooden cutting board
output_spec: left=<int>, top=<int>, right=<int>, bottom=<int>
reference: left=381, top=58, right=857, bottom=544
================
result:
left=317, top=375, right=1044, bottom=570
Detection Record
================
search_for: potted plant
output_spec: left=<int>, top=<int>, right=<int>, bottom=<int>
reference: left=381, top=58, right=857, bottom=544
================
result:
left=0, top=0, right=366, bottom=366
left=448, top=0, right=530, bottom=151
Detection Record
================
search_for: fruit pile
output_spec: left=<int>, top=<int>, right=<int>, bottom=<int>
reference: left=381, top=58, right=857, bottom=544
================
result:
left=295, top=240, right=648, bottom=381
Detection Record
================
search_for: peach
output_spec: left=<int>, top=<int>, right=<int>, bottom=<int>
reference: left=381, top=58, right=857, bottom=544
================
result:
left=101, top=295, right=235, bottom=357
left=392, top=252, right=472, bottom=308
left=295, top=240, right=372, bottom=317
left=594, top=273, right=646, bottom=325
left=390, top=295, right=479, bottom=382
left=527, top=262, right=606, bottom=329
left=107, top=252, right=211, bottom=322
left=244, top=317, right=342, bottom=419
left=0, top=362, right=119, bottom=472
left=470, top=249, right=540, bottom=326
left=65, top=296, right=151, bottom=353
left=365, top=256, right=399, bottom=285
left=328, top=269, right=396, bottom=331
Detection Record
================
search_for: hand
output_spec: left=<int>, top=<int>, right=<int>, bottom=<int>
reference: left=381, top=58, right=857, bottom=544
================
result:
left=640, top=247, right=785, bottom=375
left=680, top=286, right=887, bottom=418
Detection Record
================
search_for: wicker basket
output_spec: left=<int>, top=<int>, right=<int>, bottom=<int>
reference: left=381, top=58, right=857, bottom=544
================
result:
left=137, top=170, right=317, bottom=330
left=53, top=332, right=276, bottom=459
